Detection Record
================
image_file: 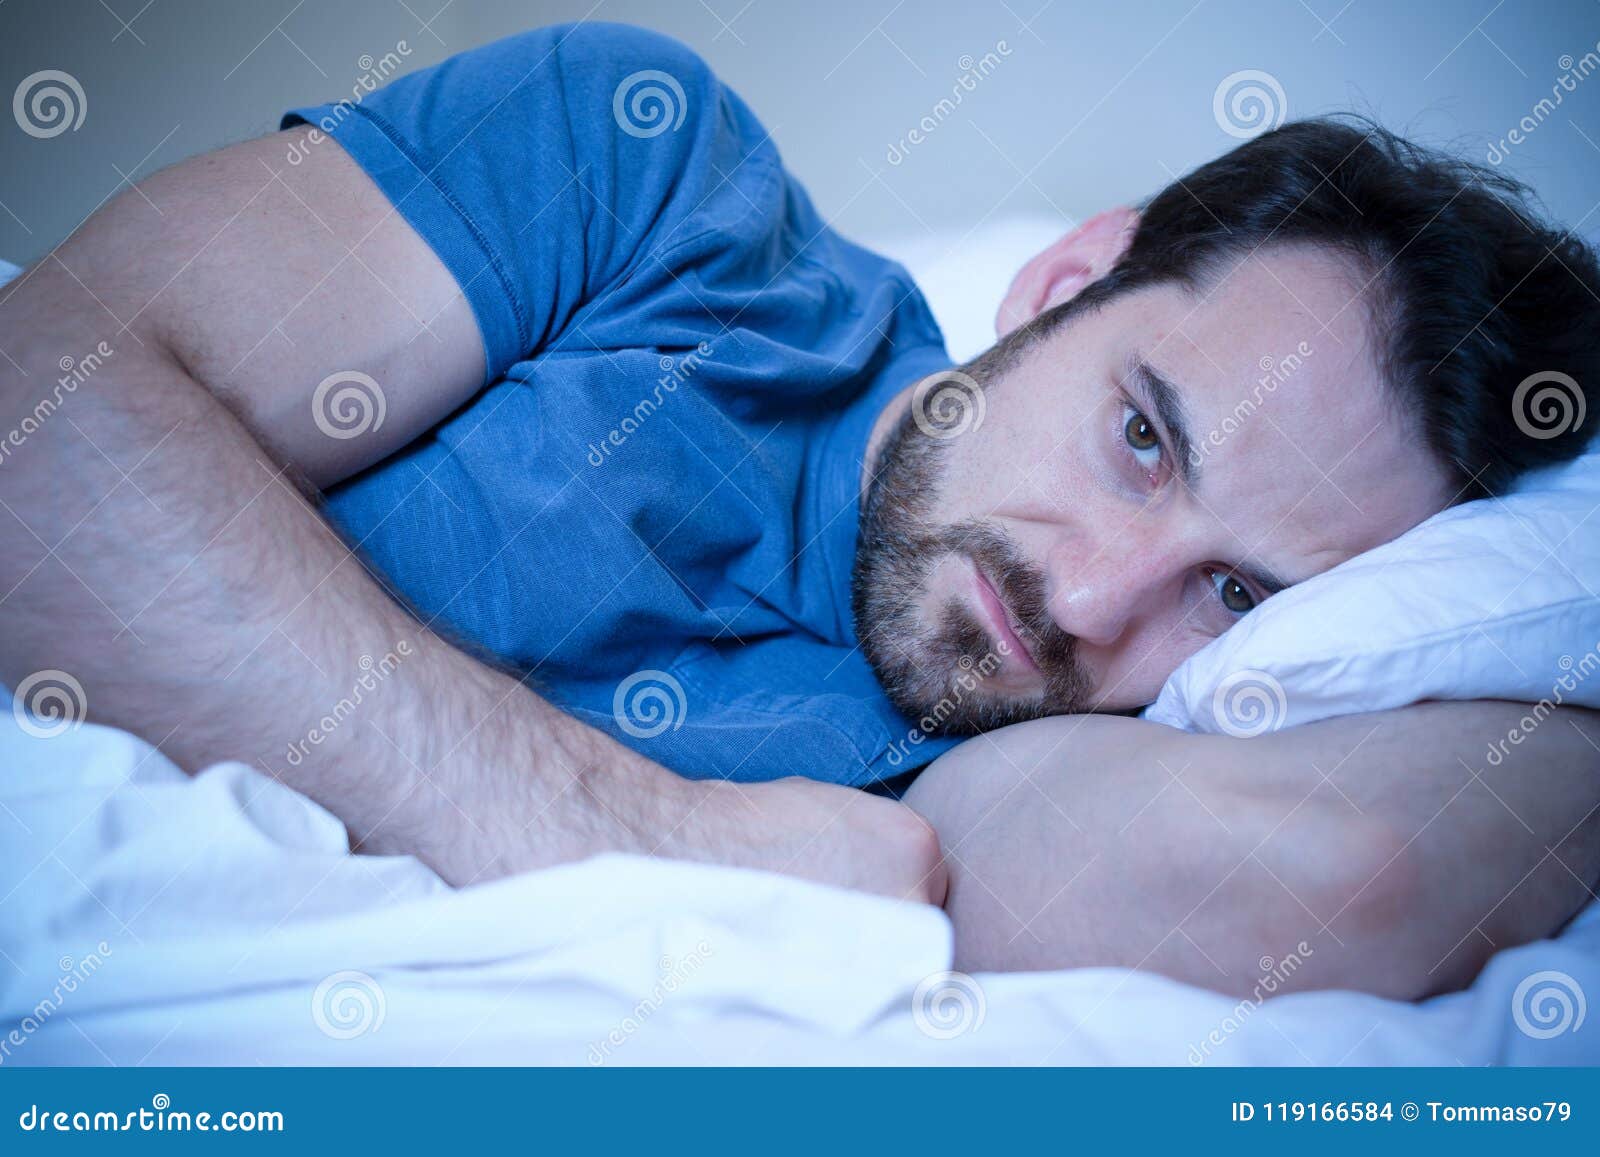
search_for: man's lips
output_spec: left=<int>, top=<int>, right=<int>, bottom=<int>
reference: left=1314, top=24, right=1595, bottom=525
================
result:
left=971, top=561, right=1041, bottom=675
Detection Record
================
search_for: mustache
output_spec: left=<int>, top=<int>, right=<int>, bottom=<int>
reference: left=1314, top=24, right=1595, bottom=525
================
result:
left=852, top=391, right=1096, bottom=728
left=931, top=520, right=1084, bottom=696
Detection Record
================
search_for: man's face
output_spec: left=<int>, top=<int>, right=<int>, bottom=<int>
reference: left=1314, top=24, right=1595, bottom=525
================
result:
left=853, top=244, right=1456, bottom=732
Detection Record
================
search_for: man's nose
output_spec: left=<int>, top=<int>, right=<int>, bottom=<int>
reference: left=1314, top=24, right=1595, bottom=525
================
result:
left=1043, top=520, right=1186, bottom=647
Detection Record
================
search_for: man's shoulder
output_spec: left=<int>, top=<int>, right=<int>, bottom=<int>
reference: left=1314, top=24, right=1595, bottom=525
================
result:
left=528, top=21, right=784, bottom=243
left=493, top=21, right=727, bottom=133
left=413, top=22, right=734, bottom=163
left=540, top=21, right=711, bottom=72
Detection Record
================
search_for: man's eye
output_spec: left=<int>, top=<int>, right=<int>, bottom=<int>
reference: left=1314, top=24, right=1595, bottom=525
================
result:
left=1122, top=405, right=1162, bottom=470
left=1210, top=569, right=1257, bottom=615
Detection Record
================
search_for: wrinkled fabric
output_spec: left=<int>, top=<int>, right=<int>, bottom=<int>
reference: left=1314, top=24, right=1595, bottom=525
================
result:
left=284, top=23, right=958, bottom=785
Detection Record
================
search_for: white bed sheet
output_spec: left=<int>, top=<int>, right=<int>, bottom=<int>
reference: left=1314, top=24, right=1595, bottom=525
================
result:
left=1, top=715, right=1595, bottom=1066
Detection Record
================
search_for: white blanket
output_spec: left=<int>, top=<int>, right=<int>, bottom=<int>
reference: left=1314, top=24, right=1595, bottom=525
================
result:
left=1, top=715, right=1594, bottom=1065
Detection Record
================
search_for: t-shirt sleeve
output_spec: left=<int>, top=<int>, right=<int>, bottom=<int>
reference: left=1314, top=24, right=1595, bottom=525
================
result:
left=282, top=22, right=729, bottom=382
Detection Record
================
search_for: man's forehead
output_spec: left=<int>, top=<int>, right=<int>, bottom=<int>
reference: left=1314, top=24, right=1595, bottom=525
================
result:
left=1137, top=247, right=1378, bottom=385
left=1117, top=251, right=1451, bottom=579
left=1129, top=252, right=1391, bottom=468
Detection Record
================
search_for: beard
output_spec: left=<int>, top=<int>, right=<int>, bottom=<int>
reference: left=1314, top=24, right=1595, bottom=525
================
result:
left=850, top=381, right=1092, bottom=736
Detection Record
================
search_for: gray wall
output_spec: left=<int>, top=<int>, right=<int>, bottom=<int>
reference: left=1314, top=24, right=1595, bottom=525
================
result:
left=4, top=0, right=1600, bottom=263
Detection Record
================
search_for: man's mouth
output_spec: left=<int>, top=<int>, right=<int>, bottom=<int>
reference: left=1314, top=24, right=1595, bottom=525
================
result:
left=970, top=560, right=1042, bottom=676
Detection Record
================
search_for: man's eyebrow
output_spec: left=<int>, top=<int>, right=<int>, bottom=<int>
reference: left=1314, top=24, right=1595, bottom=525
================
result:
left=1126, top=358, right=1294, bottom=599
left=1129, top=359, right=1198, bottom=488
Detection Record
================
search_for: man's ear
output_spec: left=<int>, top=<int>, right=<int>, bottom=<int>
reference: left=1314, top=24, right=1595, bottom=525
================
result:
left=995, top=207, right=1139, bottom=338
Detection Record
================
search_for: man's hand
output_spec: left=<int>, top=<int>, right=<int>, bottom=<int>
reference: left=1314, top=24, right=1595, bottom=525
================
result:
left=0, top=126, right=941, bottom=905
left=907, top=702, right=1600, bottom=998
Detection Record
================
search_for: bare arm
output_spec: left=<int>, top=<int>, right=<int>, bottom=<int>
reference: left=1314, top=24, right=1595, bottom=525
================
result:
left=906, top=700, right=1600, bottom=998
left=0, top=128, right=943, bottom=900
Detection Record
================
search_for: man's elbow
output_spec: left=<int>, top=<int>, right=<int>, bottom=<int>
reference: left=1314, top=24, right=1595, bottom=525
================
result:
left=1301, top=813, right=1554, bottom=1002
left=1122, top=786, right=1428, bottom=1000
left=1264, top=806, right=1435, bottom=1000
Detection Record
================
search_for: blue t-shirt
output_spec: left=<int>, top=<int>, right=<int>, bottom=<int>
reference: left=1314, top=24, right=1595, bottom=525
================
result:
left=285, top=22, right=960, bottom=786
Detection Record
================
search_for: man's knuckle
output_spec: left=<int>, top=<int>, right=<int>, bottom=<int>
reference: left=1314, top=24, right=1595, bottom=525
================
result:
left=893, top=809, right=942, bottom=863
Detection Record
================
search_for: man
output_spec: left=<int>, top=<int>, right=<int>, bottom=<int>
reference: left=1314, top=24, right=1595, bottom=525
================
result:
left=2, top=23, right=1596, bottom=999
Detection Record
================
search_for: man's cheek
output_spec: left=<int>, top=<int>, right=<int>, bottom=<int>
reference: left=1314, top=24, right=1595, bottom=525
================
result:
left=1007, top=421, right=1084, bottom=509
left=1107, top=638, right=1196, bottom=708
left=1070, top=649, right=1123, bottom=711
left=946, top=437, right=1018, bottom=517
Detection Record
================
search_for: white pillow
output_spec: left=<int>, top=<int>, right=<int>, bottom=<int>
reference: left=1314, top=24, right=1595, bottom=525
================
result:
left=1146, top=443, right=1600, bottom=736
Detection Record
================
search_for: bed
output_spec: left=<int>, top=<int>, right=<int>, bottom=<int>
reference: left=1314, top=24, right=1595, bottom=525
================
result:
left=1, top=230, right=1595, bottom=1067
